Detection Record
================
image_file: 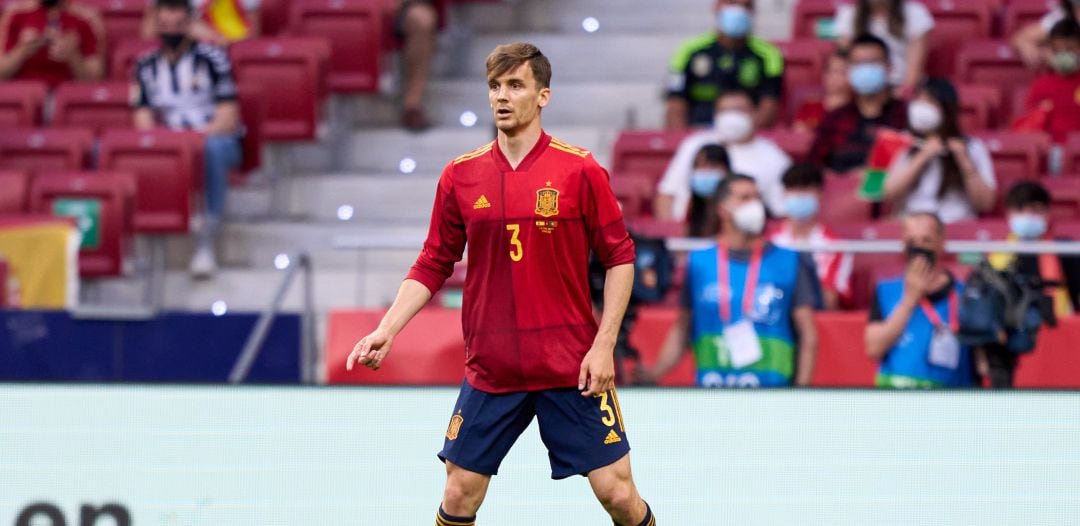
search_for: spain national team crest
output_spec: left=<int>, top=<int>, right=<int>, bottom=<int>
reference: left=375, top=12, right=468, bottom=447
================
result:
left=446, top=410, right=464, bottom=440
left=535, top=183, right=560, bottom=218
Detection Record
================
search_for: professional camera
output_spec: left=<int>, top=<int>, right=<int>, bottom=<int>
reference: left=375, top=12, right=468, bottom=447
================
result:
left=958, top=260, right=1058, bottom=354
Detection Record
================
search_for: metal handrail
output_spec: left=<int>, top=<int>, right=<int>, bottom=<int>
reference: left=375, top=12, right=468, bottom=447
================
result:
left=229, top=252, right=317, bottom=384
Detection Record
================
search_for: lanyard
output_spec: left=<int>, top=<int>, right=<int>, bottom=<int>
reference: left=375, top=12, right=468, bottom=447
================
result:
left=919, top=290, right=959, bottom=333
left=716, top=241, right=764, bottom=324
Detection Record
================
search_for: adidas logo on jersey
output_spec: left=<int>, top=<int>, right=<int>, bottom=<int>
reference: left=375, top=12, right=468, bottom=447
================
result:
left=604, top=429, right=622, bottom=445
left=473, top=195, right=492, bottom=209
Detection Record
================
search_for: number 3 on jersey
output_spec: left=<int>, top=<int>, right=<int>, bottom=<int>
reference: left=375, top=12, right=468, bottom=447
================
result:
left=506, top=224, right=523, bottom=262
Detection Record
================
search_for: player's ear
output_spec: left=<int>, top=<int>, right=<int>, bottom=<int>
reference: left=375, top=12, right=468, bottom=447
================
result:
left=537, top=86, right=551, bottom=108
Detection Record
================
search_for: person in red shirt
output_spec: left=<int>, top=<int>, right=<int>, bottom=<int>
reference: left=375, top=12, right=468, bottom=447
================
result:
left=345, top=43, right=655, bottom=526
left=1024, top=19, right=1080, bottom=144
left=0, top=0, right=104, bottom=86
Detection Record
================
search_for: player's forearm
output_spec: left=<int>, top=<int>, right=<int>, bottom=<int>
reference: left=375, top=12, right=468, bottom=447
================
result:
left=592, top=263, right=634, bottom=350
left=377, top=278, right=434, bottom=337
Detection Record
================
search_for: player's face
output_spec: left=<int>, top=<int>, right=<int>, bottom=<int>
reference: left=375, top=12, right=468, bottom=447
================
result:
left=488, top=63, right=550, bottom=134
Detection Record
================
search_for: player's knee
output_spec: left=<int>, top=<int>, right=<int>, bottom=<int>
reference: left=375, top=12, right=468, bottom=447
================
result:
left=597, top=483, right=637, bottom=516
left=442, top=481, right=482, bottom=516
left=402, top=3, right=437, bottom=34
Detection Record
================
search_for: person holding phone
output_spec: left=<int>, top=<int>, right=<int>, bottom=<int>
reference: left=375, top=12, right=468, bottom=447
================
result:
left=0, top=0, right=105, bottom=85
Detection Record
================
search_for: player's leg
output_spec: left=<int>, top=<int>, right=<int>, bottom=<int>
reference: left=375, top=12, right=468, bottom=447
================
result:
left=436, top=380, right=536, bottom=524
left=534, top=388, right=654, bottom=525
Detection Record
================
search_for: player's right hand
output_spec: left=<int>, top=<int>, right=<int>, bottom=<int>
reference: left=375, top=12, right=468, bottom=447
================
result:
left=346, top=328, right=394, bottom=372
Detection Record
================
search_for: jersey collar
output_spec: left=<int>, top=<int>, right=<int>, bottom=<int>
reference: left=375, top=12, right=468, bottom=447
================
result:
left=492, top=130, right=551, bottom=173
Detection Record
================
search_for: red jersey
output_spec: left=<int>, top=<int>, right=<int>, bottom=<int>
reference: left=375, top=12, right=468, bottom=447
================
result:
left=1025, top=72, right=1080, bottom=143
left=406, top=131, right=636, bottom=393
left=0, top=3, right=102, bottom=87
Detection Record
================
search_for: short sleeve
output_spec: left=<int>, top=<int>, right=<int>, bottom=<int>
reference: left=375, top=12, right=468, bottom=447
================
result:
left=667, top=34, right=713, bottom=99
left=201, top=45, right=238, bottom=102
left=77, top=17, right=100, bottom=55
left=869, top=288, right=884, bottom=321
left=1, top=11, right=20, bottom=52
left=583, top=155, right=636, bottom=269
left=834, top=5, right=856, bottom=40
left=794, top=252, right=824, bottom=310
left=903, top=2, right=935, bottom=39
left=405, top=163, right=467, bottom=294
left=966, top=138, right=997, bottom=189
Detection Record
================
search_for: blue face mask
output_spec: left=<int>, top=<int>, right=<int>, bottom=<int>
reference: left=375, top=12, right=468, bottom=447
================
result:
left=783, top=194, right=819, bottom=221
left=1009, top=213, right=1048, bottom=240
left=690, top=170, right=723, bottom=198
left=848, top=63, right=888, bottom=95
left=716, top=6, right=752, bottom=38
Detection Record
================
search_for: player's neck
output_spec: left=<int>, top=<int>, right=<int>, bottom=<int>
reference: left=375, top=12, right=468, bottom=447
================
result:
left=497, top=122, right=543, bottom=170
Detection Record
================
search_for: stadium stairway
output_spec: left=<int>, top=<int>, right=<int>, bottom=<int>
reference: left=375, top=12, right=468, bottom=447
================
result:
left=90, top=0, right=798, bottom=345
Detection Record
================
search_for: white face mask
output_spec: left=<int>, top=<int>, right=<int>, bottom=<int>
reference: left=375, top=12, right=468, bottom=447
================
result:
left=730, top=200, right=766, bottom=235
left=908, top=100, right=942, bottom=134
left=714, top=110, right=754, bottom=143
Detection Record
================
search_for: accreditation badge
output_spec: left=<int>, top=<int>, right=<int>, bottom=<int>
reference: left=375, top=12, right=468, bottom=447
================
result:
left=928, top=327, right=960, bottom=370
left=724, top=319, right=763, bottom=369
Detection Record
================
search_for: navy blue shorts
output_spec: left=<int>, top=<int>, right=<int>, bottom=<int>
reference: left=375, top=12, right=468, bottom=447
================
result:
left=438, top=380, right=631, bottom=480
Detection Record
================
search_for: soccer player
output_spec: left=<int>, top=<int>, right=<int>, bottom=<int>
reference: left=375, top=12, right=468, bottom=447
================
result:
left=346, top=42, right=656, bottom=526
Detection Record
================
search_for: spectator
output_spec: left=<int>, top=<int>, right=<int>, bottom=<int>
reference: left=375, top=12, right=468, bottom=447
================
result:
left=646, top=174, right=820, bottom=387
left=0, top=0, right=104, bottom=86
left=834, top=0, right=934, bottom=96
left=141, top=0, right=258, bottom=47
left=134, top=0, right=242, bottom=277
left=793, top=49, right=851, bottom=133
left=807, top=34, right=908, bottom=174
left=656, top=88, right=791, bottom=220
left=1022, top=19, right=1080, bottom=144
left=683, top=144, right=732, bottom=237
left=396, top=0, right=441, bottom=131
left=1012, top=0, right=1080, bottom=68
left=883, top=78, right=996, bottom=224
left=769, top=164, right=854, bottom=310
left=865, top=212, right=975, bottom=388
left=665, top=0, right=783, bottom=130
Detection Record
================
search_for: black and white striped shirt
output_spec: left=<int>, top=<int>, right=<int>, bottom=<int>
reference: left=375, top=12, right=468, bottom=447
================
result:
left=134, top=42, right=237, bottom=131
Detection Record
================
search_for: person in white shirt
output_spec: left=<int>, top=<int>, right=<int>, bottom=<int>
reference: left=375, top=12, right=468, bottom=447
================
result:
left=655, top=88, right=791, bottom=221
left=884, top=78, right=996, bottom=224
left=1012, top=0, right=1080, bottom=68
left=769, top=163, right=854, bottom=310
left=834, top=0, right=934, bottom=95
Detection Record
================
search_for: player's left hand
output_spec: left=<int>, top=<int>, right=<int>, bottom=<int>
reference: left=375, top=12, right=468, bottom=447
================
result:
left=579, top=346, right=615, bottom=397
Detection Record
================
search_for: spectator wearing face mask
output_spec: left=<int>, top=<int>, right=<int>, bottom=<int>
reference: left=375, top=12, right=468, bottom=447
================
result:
left=656, top=88, right=790, bottom=221
left=665, top=0, right=784, bottom=130
left=0, top=0, right=104, bottom=85
left=793, top=49, right=851, bottom=133
left=645, top=174, right=821, bottom=388
left=676, top=144, right=733, bottom=237
left=883, top=78, right=996, bottom=224
left=769, top=164, right=854, bottom=310
left=1012, top=0, right=1080, bottom=68
left=834, top=0, right=935, bottom=97
left=1022, top=19, right=1080, bottom=144
left=807, top=34, right=908, bottom=174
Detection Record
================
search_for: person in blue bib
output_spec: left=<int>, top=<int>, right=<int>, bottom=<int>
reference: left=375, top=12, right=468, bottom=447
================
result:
left=647, top=174, right=821, bottom=387
left=865, top=212, right=975, bottom=388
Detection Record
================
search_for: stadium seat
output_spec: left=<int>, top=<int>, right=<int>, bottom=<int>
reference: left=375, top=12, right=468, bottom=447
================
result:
left=1003, top=0, right=1058, bottom=37
left=1039, top=178, right=1080, bottom=221
left=235, top=80, right=266, bottom=179
left=79, top=0, right=146, bottom=55
left=0, top=128, right=93, bottom=173
left=956, top=40, right=1037, bottom=117
left=956, top=84, right=1001, bottom=132
left=945, top=219, right=1009, bottom=240
left=288, top=0, right=382, bottom=92
left=628, top=217, right=684, bottom=239
left=1052, top=221, right=1080, bottom=239
left=109, top=38, right=158, bottom=81
left=29, top=170, right=135, bottom=277
left=1063, top=133, right=1080, bottom=175
left=0, top=81, right=47, bottom=127
left=610, top=130, right=690, bottom=185
left=924, top=0, right=994, bottom=76
left=820, top=172, right=872, bottom=225
left=52, top=81, right=135, bottom=134
left=260, top=0, right=291, bottom=35
left=792, top=0, right=844, bottom=39
left=98, top=129, right=195, bottom=233
left=774, top=39, right=833, bottom=93
left=761, top=128, right=813, bottom=161
left=973, top=130, right=1050, bottom=182
left=609, top=173, right=653, bottom=222
left=0, top=170, right=30, bottom=213
left=229, top=37, right=330, bottom=141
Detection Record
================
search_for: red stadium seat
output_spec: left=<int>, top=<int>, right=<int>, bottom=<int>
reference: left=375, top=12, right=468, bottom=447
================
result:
left=288, top=0, right=382, bottom=92
left=973, top=131, right=1050, bottom=182
left=792, top=0, right=844, bottom=39
left=260, top=0, right=291, bottom=34
left=0, top=170, right=30, bottom=213
left=0, top=128, right=93, bottom=173
left=924, top=0, right=994, bottom=76
left=957, top=40, right=1037, bottom=117
left=1039, top=177, right=1080, bottom=221
left=760, top=128, right=814, bottom=161
left=79, top=0, right=145, bottom=55
left=229, top=37, right=330, bottom=141
left=956, top=84, right=1001, bottom=132
left=628, top=217, right=684, bottom=239
left=29, top=170, right=135, bottom=277
left=820, top=172, right=872, bottom=225
left=0, top=81, right=47, bottom=127
left=1004, top=0, right=1058, bottom=37
left=611, top=130, right=690, bottom=185
left=945, top=219, right=1009, bottom=240
left=1063, top=133, right=1080, bottom=174
left=609, top=173, right=653, bottom=222
left=234, top=80, right=266, bottom=179
left=52, top=81, right=135, bottom=134
left=98, top=129, right=195, bottom=233
left=109, top=38, right=157, bottom=80
left=774, top=39, right=834, bottom=93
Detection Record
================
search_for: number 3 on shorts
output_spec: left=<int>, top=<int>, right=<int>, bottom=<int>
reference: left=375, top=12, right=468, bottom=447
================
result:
left=596, top=391, right=616, bottom=427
